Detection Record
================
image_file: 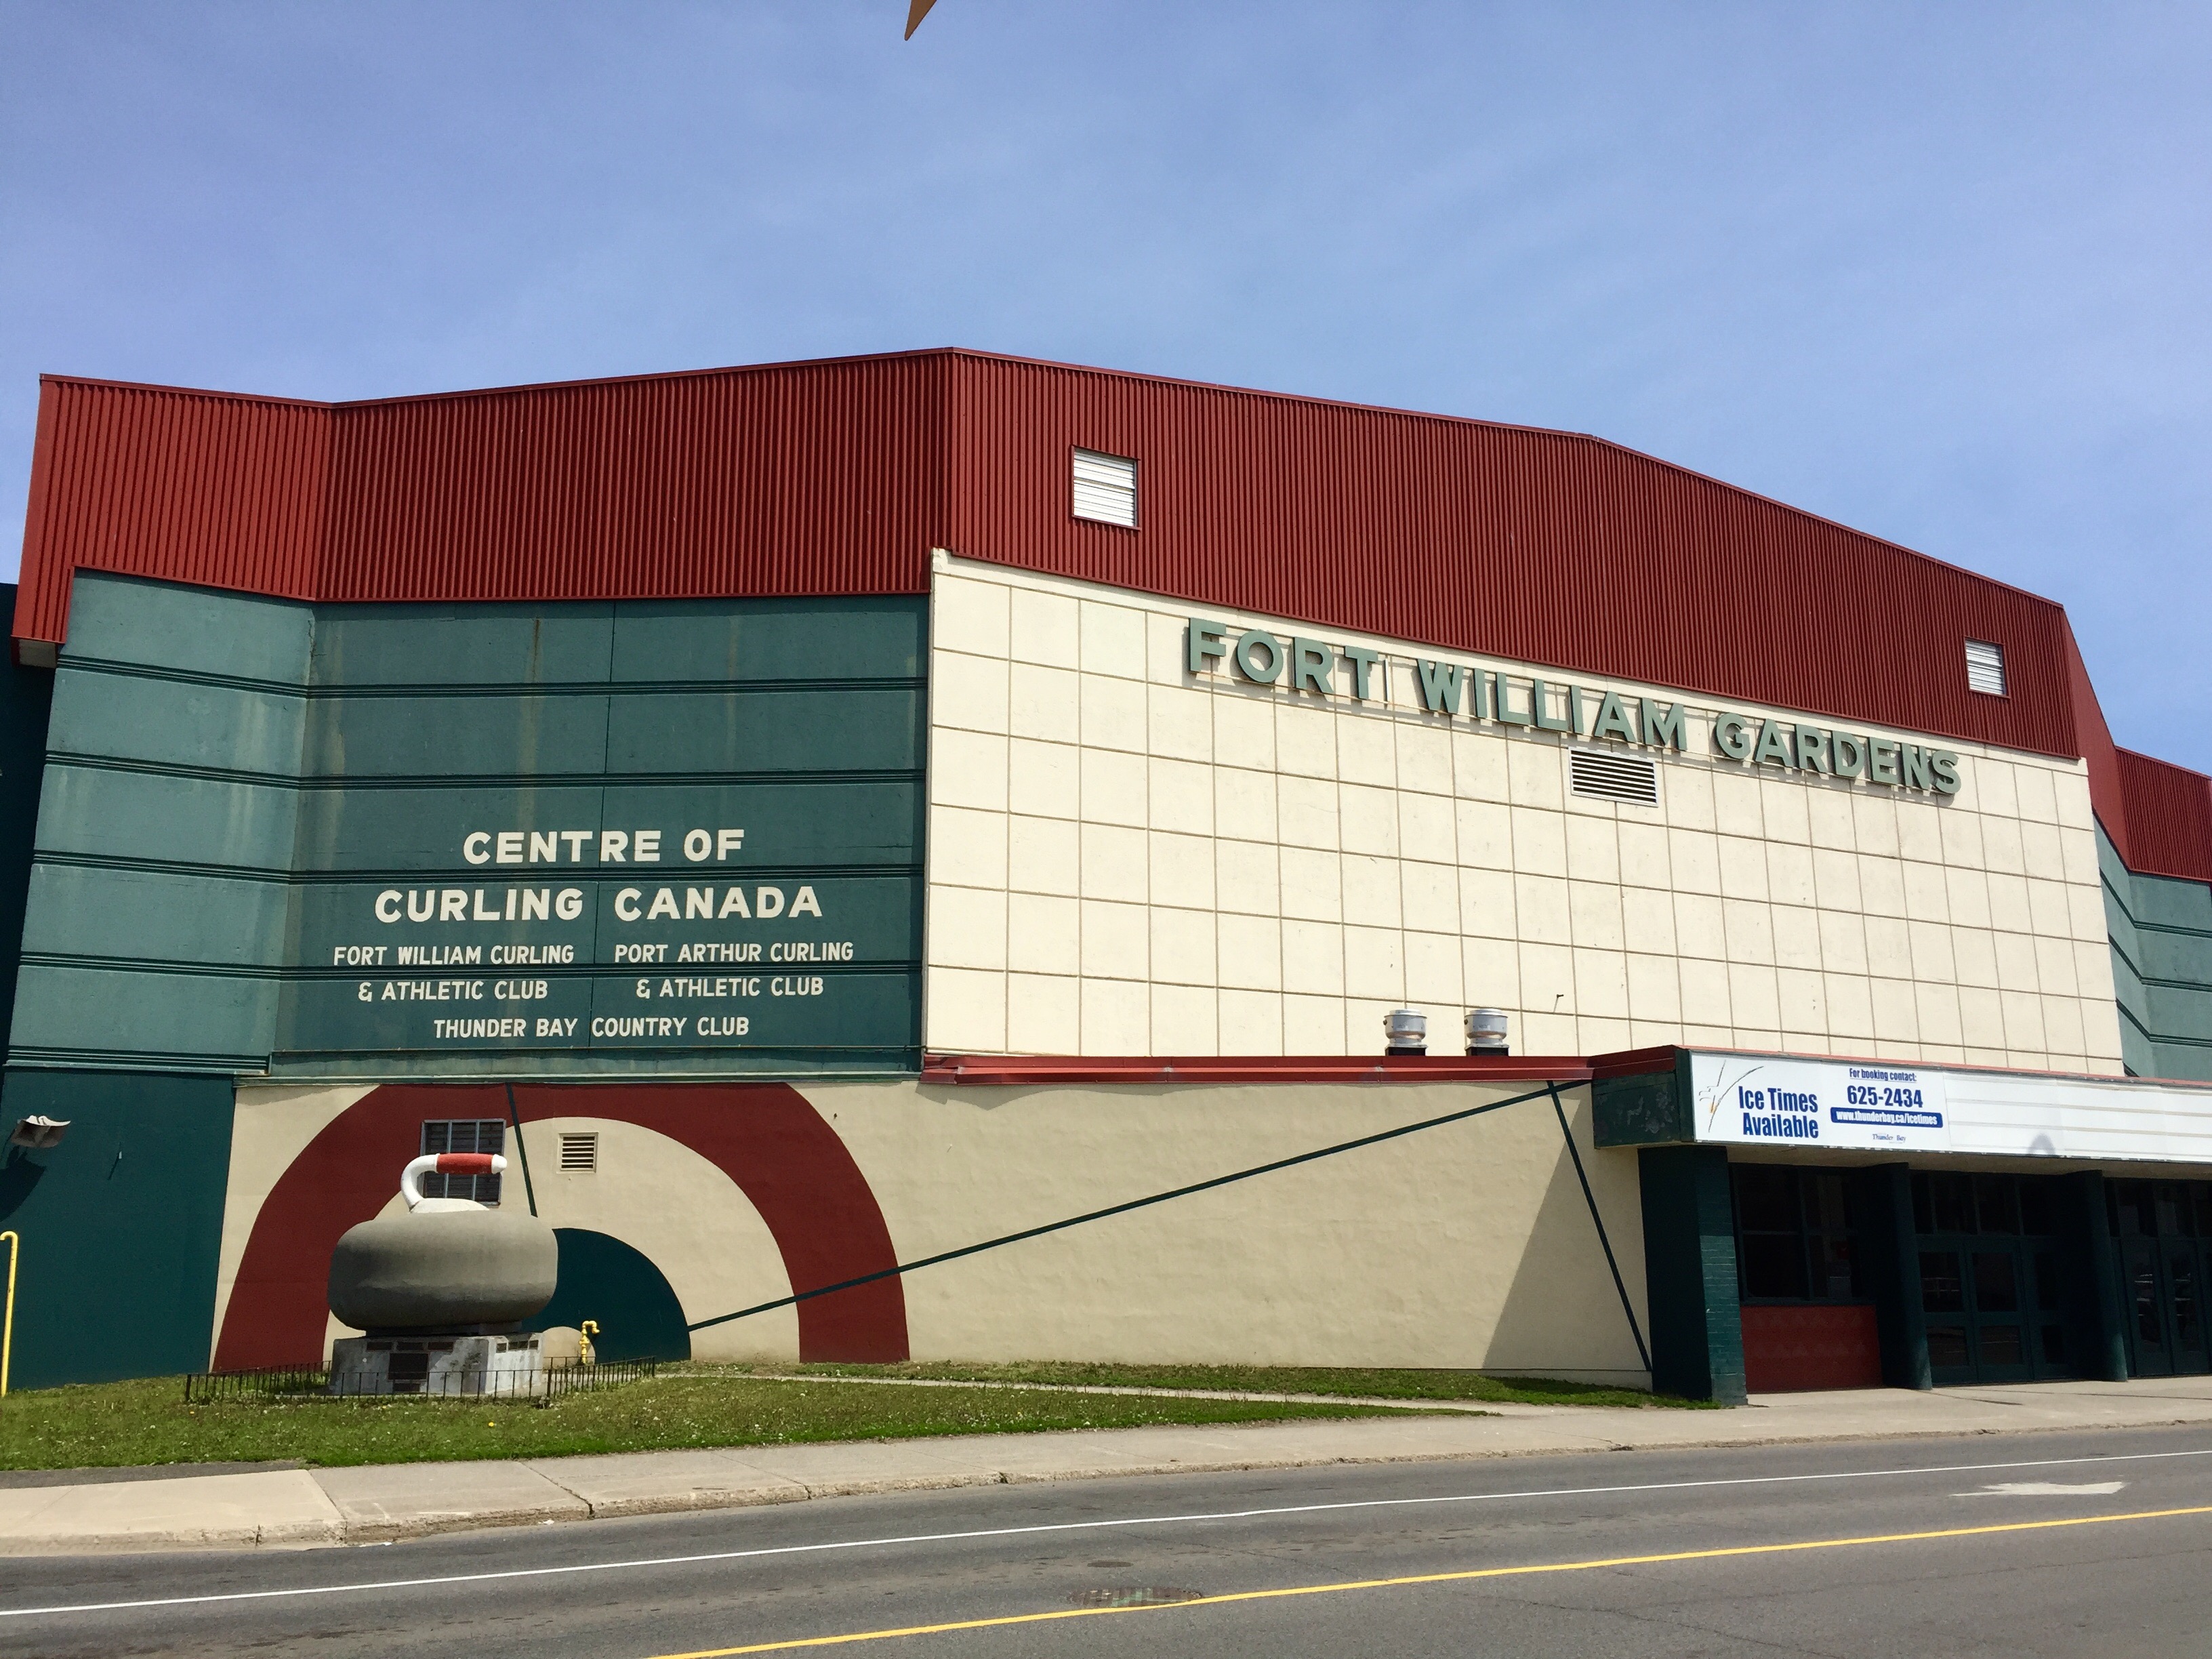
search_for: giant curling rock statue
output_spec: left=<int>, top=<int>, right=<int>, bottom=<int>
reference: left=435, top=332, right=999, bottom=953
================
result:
left=325, top=1152, right=562, bottom=1395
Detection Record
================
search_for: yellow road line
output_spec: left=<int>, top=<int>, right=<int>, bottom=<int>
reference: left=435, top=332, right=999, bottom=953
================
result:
left=644, top=1503, right=2212, bottom=1658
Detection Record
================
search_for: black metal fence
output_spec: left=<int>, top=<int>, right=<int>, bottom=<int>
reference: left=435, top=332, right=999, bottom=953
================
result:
left=182, top=1361, right=655, bottom=1404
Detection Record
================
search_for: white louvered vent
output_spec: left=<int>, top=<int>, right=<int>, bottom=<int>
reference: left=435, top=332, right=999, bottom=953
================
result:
left=558, top=1132, right=598, bottom=1172
left=1965, top=639, right=2006, bottom=697
left=1570, top=749, right=1660, bottom=806
left=1071, top=449, right=1137, bottom=527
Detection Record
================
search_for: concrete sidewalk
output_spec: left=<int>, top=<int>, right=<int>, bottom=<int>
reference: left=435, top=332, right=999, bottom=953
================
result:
left=3, top=1375, right=2210, bottom=1555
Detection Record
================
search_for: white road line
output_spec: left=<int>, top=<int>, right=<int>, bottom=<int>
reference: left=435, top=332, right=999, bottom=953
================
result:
left=3, top=1445, right=2207, bottom=1620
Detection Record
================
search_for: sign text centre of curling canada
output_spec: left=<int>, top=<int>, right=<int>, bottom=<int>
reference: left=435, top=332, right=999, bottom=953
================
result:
left=311, top=819, right=884, bottom=1053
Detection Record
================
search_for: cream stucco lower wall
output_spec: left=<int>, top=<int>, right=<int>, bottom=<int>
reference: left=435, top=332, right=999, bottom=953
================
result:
left=922, top=554, right=2127, bottom=1076
left=819, top=1077, right=1646, bottom=1379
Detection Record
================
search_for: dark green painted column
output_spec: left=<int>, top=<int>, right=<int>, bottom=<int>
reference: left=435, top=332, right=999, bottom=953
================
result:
left=1637, top=1145, right=1746, bottom=1404
left=0, top=596, right=54, bottom=1061
left=0, top=1070, right=234, bottom=1388
left=1853, top=1164, right=1931, bottom=1391
left=2066, top=1171, right=2129, bottom=1381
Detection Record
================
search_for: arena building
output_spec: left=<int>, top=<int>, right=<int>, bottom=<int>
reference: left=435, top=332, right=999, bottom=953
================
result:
left=2, top=348, right=2209, bottom=1401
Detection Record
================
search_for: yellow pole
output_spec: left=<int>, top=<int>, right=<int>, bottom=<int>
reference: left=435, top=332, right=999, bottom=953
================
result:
left=0, top=1231, right=17, bottom=1399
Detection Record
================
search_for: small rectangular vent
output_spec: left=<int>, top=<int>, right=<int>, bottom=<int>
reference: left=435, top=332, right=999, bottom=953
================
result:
left=1071, top=449, right=1137, bottom=527
left=420, top=1120, right=504, bottom=1204
left=1965, top=639, right=2006, bottom=696
left=558, top=1132, right=598, bottom=1172
left=1570, top=748, right=1660, bottom=806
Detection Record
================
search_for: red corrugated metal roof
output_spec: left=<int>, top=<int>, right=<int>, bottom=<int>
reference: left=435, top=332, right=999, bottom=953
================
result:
left=2114, top=748, right=2212, bottom=885
left=12, top=346, right=2207, bottom=880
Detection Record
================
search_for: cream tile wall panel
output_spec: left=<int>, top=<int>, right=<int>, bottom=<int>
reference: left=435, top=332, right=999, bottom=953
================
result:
left=1147, top=684, right=1213, bottom=762
left=929, top=966, right=1006, bottom=1051
left=1010, top=815, right=1079, bottom=895
left=1081, top=978, right=1148, bottom=1051
left=1149, top=830, right=1215, bottom=911
left=932, top=805, right=1008, bottom=891
left=1080, top=676, right=1147, bottom=756
left=1079, top=822, right=1147, bottom=903
left=1080, top=899, right=1148, bottom=979
left=1277, top=775, right=1339, bottom=849
left=1773, top=907, right=1822, bottom=971
left=1218, top=989, right=1284, bottom=1053
left=929, top=886, right=1007, bottom=971
left=1007, top=972, right=1080, bottom=1053
left=1151, top=907, right=1218, bottom=986
left=1218, top=914, right=1285, bottom=991
left=1460, top=867, right=1517, bottom=939
left=1148, top=758, right=1213, bottom=836
left=1006, top=738, right=1076, bottom=819
left=1010, top=587, right=1078, bottom=665
left=1151, top=983, right=1218, bottom=1053
left=1397, top=722, right=1454, bottom=796
left=1399, top=792, right=1457, bottom=863
left=1280, top=846, right=1343, bottom=921
left=1622, top=888, right=1677, bottom=956
left=1343, top=855, right=1402, bottom=927
left=926, top=555, right=2124, bottom=1070
left=935, top=577, right=1008, bottom=657
left=1216, top=839, right=1280, bottom=916
left=933, top=728, right=1008, bottom=813
left=1009, top=663, right=1078, bottom=743
left=1404, top=931, right=1464, bottom=1002
left=1214, top=766, right=1279, bottom=844
left=1080, top=599, right=1146, bottom=678
left=1452, top=729, right=1509, bottom=800
left=1282, top=922, right=1346, bottom=996
left=1008, top=894, right=1080, bottom=976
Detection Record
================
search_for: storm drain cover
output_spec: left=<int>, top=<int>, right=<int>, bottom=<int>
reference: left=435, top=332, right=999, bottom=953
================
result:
left=1071, top=1586, right=1207, bottom=1609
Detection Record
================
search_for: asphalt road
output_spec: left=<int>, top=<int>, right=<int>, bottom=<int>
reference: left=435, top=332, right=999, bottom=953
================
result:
left=1, top=1425, right=2209, bottom=1658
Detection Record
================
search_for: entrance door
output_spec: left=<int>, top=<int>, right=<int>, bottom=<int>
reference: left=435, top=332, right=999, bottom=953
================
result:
left=2109, top=1181, right=2212, bottom=1379
left=1915, top=1173, right=2073, bottom=1387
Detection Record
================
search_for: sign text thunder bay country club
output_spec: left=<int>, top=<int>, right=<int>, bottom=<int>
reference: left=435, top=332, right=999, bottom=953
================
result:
left=1185, top=619, right=1963, bottom=796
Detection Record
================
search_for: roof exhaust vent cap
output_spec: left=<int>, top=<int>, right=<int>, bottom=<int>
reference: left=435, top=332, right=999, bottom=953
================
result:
left=1384, top=1008, right=1428, bottom=1056
left=1466, top=1009, right=1510, bottom=1056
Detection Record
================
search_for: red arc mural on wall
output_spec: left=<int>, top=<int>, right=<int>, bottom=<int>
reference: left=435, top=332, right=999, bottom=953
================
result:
left=213, top=1081, right=909, bottom=1368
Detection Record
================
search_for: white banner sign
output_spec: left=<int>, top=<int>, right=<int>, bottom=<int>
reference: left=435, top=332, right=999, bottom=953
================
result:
left=1687, top=1052, right=2212, bottom=1165
left=1691, top=1054, right=1950, bottom=1153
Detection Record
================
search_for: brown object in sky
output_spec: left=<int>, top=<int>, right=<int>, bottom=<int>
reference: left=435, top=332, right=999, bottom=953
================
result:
left=905, top=0, right=937, bottom=39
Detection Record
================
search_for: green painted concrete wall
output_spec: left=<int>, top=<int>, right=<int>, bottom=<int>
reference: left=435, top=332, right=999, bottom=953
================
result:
left=0, top=1069, right=234, bottom=1387
left=2101, top=823, right=2212, bottom=1081
left=9, top=573, right=926, bottom=1080
left=0, top=588, right=54, bottom=1062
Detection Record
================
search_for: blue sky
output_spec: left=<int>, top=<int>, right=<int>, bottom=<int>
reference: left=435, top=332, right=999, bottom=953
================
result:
left=3, top=3, right=2206, bottom=766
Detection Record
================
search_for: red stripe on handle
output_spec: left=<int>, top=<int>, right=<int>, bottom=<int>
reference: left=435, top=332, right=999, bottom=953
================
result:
left=436, top=1153, right=496, bottom=1176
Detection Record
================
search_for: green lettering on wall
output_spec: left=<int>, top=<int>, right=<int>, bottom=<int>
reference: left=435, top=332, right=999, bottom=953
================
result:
left=1712, top=712, right=1753, bottom=761
left=1290, top=637, right=1334, bottom=696
left=1868, top=738, right=1901, bottom=785
left=1641, top=699, right=1688, bottom=751
left=1532, top=678, right=1574, bottom=733
left=1752, top=719, right=1796, bottom=769
left=1233, top=630, right=1284, bottom=684
left=1831, top=732, right=1867, bottom=779
left=1589, top=690, right=1638, bottom=744
left=1902, top=744, right=1934, bottom=791
left=1468, top=669, right=1489, bottom=720
left=1415, top=659, right=1467, bottom=714
left=1186, top=617, right=1229, bottom=676
left=1930, top=751, right=1961, bottom=796
left=1794, top=726, right=1831, bottom=774
left=1342, top=644, right=1381, bottom=701
left=1496, top=676, right=1536, bottom=728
